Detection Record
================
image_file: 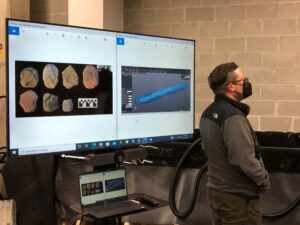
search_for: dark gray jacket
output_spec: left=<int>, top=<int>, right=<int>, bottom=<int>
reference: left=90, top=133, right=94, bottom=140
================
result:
left=200, top=94, right=270, bottom=196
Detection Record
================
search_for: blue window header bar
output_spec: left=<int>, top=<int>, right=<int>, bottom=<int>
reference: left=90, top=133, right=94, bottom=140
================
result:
left=116, top=37, right=125, bottom=45
left=8, top=26, right=20, bottom=36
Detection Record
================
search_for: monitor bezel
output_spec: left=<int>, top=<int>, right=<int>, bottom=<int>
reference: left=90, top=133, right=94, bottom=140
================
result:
left=6, top=18, right=196, bottom=157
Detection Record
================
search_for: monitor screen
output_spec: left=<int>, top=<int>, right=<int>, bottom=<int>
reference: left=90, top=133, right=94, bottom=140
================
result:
left=6, top=19, right=195, bottom=157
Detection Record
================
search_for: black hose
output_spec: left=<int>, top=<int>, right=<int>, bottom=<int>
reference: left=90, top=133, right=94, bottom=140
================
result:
left=168, top=137, right=300, bottom=220
left=262, top=195, right=300, bottom=219
left=169, top=137, right=207, bottom=219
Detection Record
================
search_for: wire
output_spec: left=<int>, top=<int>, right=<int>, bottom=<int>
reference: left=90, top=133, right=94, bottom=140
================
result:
left=262, top=195, right=300, bottom=219
left=116, top=216, right=122, bottom=225
left=139, top=145, right=159, bottom=150
left=259, top=147, right=300, bottom=219
left=0, top=96, right=6, bottom=99
left=67, top=212, right=88, bottom=225
left=0, top=152, right=6, bottom=163
left=168, top=138, right=300, bottom=220
left=169, top=137, right=207, bottom=219
left=0, top=147, right=7, bottom=165
left=61, top=154, right=85, bottom=160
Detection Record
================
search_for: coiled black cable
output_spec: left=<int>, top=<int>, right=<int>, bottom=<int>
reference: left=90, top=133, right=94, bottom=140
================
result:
left=262, top=195, right=300, bottom=219
left=169, top=138, right=300, bottom=220
left=169, top=137, right=207, bottom=219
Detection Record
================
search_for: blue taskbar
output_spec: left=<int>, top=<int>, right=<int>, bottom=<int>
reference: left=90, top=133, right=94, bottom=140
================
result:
left=76, top=133, right=194, bottom=151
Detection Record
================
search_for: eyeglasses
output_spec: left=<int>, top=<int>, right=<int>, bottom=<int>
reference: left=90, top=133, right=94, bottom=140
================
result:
left=229, top=77, right=248, bottom=84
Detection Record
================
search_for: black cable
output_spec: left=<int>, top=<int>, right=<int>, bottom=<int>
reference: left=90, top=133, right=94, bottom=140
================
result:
left=259, top=147, right=300, bottom=219
left=169, top=137, right=207, bottom=219
left=78, top=214, right=86, bottom=225
left=0, top=96, right=6, bottom=99
left=116, top=216, right=122, bottom=225
left=168, top=138, right=300, bottom=220
left=0, top=152, right=6, bottom=163
left=262, top=195, right=300, bottom=219
left=0, top=147, right=7, bottom=165
left=67, top=213, right=88, bottom=225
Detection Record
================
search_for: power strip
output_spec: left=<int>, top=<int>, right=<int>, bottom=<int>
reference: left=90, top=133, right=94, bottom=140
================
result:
left=0, top=199, right=16, bottom=225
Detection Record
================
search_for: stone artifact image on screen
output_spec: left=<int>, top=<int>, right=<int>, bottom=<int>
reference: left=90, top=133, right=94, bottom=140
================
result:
left=20, top=67, right=39, bottom=88
left=43, top=93, right=59, bottom=112
left=43, top=64, right=59, bottom=89
left=62, top=65, right=79, bottom=89
left=16, top=61, right=113, bottom=117
left=19, top=90, right=38, bottom=113
left=62, top=99, right=73, bottom=112
left=83, top=65, right=99, bottom=89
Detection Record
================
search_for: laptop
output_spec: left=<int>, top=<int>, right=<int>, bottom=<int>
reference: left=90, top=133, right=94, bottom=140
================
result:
left=72, top=167, right=145, bottom=219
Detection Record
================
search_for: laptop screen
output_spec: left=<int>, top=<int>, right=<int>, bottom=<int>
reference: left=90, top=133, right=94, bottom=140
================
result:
left=79, top=168, right=127, bottom=206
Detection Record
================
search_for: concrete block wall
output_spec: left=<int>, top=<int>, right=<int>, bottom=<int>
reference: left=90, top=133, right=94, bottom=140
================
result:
left=0, top=0, right=30, bottom=149
left=124, top=0, right=300, bottom=132
left=30, top=0, right=68, bottom=24
left=0, top=1, right=8, bottom=148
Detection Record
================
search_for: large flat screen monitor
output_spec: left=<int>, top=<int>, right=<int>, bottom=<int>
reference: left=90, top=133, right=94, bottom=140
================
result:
left=6, top=18, right=195, bottom=157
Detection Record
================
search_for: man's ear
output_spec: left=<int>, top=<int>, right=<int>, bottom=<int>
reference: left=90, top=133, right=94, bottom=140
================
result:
left=226, top=82, right=235, bottom=93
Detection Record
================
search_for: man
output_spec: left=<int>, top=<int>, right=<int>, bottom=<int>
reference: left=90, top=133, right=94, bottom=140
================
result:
left=200, top=62, right=270, bottom=225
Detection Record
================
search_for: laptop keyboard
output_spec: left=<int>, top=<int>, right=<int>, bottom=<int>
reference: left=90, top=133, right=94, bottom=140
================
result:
left=86, top=199, right=141, bottom=213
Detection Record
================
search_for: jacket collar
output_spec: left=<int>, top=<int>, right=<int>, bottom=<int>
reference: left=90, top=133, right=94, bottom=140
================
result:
left=215, top=94, right=250, bottom=116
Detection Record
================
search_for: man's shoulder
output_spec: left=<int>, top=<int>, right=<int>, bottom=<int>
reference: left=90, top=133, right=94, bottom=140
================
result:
left=201, top=99, right=244, bottom=127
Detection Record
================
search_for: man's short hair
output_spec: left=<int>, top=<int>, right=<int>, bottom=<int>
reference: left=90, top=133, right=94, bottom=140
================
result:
left=208, top=62, right=238, bottom=94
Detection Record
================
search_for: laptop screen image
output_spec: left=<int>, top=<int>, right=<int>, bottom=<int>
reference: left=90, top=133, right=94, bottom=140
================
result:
left=79, top=168, right=127, bottom=206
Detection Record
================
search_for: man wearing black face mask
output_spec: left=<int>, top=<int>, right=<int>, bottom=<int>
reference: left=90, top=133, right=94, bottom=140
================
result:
left=200, top=62, right=270, bottom=225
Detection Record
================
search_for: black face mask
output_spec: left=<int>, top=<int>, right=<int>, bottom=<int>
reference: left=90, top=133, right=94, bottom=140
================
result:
left=242, top=79, right=252, bottom=99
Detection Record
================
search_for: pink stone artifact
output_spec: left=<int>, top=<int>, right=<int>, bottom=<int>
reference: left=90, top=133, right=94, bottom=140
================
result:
left=83, top=65, right=99, bottom=89
left=19, top=90, right=38, bottom=113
